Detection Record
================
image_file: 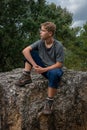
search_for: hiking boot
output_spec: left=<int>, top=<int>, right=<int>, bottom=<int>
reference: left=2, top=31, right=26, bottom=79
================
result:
left=15, top=73, right=32, bottom=87
left=42, top=98, right=54, bottom=115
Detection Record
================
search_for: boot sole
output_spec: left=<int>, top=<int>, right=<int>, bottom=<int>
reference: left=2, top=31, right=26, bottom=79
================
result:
left=15, top=80, right=32, bottom=87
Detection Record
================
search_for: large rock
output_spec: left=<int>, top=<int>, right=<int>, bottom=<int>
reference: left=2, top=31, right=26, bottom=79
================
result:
left=0, top=68, right=87, bottom=130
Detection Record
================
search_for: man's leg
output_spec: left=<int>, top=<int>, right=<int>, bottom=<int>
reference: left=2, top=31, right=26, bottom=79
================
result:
left=15, top=50, right=45, bottom=86
left=48, top=87, right=57, bottom=97
left=42, top=68, right=63, bottom=114
left=24, top=62, right=32, bottom=72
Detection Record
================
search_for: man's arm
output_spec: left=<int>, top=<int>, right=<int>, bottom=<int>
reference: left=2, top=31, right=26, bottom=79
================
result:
left=34, top=62, right=63, bottom=74
left=45, top=62, right=62, bottom=71
left=22, top=46, right=38, bottom=68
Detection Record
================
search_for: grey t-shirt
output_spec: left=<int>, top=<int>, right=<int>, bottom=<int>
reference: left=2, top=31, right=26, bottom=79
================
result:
left=30, top=39, right=64, bottom=67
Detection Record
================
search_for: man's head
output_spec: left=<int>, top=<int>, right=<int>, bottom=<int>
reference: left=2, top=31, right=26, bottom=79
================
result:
left=41, top=22, right=56, bottom=36
left=40, top=21, right=56, bottom=40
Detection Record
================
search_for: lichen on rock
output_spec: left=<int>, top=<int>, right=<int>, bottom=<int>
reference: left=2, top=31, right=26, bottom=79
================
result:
left=0, top=68, right=87, bottom=130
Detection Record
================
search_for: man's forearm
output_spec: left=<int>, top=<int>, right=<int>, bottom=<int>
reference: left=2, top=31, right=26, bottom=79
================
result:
left=22, top=48, right=37, bottom=67
left=45, top=62, right=63, bottom=72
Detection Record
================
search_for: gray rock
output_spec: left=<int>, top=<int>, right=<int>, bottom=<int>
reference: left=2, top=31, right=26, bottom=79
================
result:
left=0, top=68, right=87, bottom=130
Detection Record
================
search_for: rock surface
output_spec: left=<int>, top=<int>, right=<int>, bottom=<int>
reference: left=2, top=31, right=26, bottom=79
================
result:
left=0, top=68, right=87, bottom=130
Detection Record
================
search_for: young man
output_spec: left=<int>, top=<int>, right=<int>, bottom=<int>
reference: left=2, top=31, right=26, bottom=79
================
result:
left=16, top=22, right=64, bottom=115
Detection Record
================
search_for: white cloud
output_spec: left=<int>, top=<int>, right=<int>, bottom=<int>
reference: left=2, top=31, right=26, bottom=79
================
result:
left=71, top=20, right=86, bottom=28
left=47, top=0, right=87, bottom=27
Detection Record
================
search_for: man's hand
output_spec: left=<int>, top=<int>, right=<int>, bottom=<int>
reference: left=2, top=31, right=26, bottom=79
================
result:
left=33, top=62, right=63, bottom=74
left=34, top=66, right=46, bottom=74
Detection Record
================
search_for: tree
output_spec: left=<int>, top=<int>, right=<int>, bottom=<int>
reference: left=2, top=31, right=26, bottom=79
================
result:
left=0, top=0, right=30, bottom=71
left=0, top=0, right=75, bottom=72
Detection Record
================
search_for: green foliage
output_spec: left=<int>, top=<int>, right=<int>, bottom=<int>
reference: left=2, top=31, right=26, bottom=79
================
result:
left=0, top=0, right=30, bottom=71
left=65, top=26, right=87, bottom=71
left=65, top=47, right=87, bottom=71
left=0, top=0, right=87, bottom=72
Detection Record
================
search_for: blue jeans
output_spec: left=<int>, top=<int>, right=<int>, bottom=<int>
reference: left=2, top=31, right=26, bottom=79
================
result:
left=24, top=50, right=63, bottom=89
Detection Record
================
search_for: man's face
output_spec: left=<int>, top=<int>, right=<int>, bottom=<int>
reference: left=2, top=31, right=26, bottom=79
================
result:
left=39, top=26, right=52, bottom=40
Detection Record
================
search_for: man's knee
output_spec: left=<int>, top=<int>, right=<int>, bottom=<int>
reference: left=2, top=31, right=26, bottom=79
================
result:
left=48, top=69, right=63, bottom=78
left=23, top=51, right=36, bottom=66
left=57, top=69, right=63, bottom=77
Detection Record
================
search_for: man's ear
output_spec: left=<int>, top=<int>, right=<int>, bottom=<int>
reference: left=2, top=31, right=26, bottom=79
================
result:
left=49, top=31, right=53, bottom=36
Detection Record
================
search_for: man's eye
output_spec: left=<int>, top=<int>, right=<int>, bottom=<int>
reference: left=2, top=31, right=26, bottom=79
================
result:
left=39, top=29, right=47, bottom=32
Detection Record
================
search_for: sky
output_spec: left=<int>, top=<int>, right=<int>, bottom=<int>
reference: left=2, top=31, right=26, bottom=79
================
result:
left=47, top=0, right=87, bottom=28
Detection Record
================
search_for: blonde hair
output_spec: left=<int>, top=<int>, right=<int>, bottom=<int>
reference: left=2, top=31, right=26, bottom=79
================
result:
left=41, top=21, right=56, bottom=36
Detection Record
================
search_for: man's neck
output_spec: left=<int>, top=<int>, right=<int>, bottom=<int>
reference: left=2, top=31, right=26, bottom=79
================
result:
left=45, top=38, right=54, bottom=45
left=45, top=38, right=54, bottom=48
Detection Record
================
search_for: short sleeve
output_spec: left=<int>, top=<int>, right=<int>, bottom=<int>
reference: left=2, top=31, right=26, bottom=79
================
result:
left=56, top=45, right=64, bottom=63
left=30, top=40, right=41, bottom=50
